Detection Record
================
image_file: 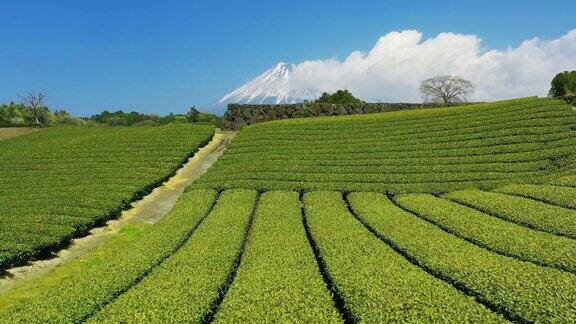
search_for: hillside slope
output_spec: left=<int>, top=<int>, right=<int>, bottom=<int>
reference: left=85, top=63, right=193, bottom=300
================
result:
left=0, top=125, right=215, bottom=271
left=3, top=100, right=576, bottom=322
left=194, top=97, right=576, bottom=193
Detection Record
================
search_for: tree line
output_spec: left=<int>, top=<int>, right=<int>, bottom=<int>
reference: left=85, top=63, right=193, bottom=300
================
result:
left=0, top=93, right=82, bottom=128
left=90, top=107, right=221, bottom=127
left=0, top=93, right=220, bottom=128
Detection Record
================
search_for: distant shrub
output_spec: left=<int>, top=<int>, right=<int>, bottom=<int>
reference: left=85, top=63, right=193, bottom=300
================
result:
left=56, top=116, right=85, bottom=126
left=90, top=110, right=221, bottom=127
left=197, top=112, right=222, bottom=126
left=564, top=93, right=575, bottom=106
left=8, top=117, right=27, bottom=127
left=106, top=116, right=130, bottom=127
left=134, top=120, right=158, bottom=127
left=170, top=116, right=189, bottom=124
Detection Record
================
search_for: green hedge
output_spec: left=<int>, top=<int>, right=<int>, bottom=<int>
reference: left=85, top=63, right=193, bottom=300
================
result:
left=495, top=184, right=576, bottom=210
left=193, top=98, right=576, bottom=193
left=395, top=193, right=576, bottom=272
left=0, top=189, right=217, bottom=322
left=91, top=189, right=257, bottom=322
left=214, top=191, right=340, bottom=322
left=443, top=190, right=576, bottom=239
left=0, top=124, right=215, bottom=270
left=221, top=101, right=477, bottom=130
left=348, top=191, right=576, bottom=322
left=304, top=191, right=502, bottom=322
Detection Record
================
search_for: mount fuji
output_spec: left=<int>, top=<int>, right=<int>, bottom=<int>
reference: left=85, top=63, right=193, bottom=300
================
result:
left=216, top=62, right=322, bottom=109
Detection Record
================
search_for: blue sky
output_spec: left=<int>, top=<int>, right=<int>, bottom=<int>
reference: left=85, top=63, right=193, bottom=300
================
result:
left=1, top=0, right=575, bottom=116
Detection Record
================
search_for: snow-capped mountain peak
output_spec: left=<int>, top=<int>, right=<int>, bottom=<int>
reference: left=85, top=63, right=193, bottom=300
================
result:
left=217, top=62, right=321, bottom=106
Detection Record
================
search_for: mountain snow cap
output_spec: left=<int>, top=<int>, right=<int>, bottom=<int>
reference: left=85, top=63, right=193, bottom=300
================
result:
left=217, top=62, right=321, bottom=106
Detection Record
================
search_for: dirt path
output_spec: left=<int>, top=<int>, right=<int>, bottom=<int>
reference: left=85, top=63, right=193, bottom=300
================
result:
left=0, top=127, right=37, bottom=140
left=0, top=130, right=236, bottom=292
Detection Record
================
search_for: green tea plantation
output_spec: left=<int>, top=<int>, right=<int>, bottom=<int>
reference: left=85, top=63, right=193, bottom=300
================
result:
left=0, top=124, right=215, bottom=270
left=1, top=97, right=576, bottom=322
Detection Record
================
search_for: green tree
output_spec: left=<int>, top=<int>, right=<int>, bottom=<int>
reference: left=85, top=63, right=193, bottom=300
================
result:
left=0, top=103, right=26, bottom=127
left=549, top=71, right=576, bottom=98
left=187, top=106, right=200, bottom=123
left=314, top=90, right=363, bottom=104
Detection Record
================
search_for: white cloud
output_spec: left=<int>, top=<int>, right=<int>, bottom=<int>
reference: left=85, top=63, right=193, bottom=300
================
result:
left=289, top=29, right=576, bottom=102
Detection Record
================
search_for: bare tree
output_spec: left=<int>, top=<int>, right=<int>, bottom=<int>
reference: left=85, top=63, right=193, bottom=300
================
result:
left=419, top=75, right=475, bottom=104
left=19, top=92, right=50, bottom=127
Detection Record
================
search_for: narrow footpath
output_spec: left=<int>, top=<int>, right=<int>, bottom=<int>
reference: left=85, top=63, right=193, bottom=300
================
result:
left=0, top=130, right=236, bottom=292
